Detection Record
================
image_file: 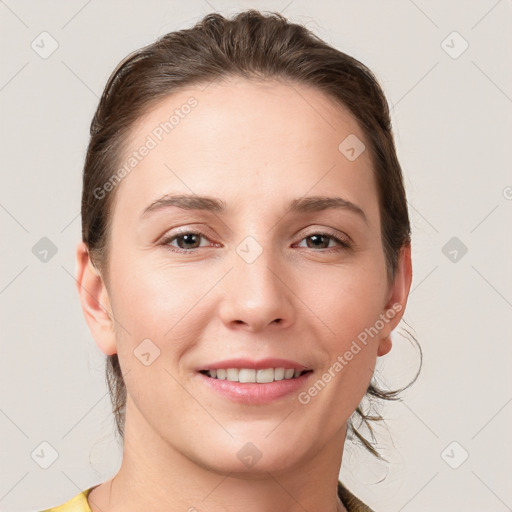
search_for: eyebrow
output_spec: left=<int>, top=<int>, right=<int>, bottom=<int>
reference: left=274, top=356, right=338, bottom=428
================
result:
left=141, top=193, right=367, bottom=223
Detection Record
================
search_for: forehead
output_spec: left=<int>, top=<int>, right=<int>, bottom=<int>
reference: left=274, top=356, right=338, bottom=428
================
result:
left=112, top=76, right=378, bottom=221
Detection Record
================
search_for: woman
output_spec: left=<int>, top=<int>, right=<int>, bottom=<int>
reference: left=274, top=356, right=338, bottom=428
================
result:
left=42, top=9, right=416, bottom=512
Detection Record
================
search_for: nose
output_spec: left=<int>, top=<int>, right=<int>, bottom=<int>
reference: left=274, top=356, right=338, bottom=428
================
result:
left=218, top=244, right=296, bottom=332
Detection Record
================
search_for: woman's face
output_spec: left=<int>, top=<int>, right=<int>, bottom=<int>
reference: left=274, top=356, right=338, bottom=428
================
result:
left=81, top=77, right=411, bottom=475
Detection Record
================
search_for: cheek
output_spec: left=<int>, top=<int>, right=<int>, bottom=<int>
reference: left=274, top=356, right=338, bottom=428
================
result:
left=300, top=276, right=386, bottom=417
left=105, top=261, right=229, bottom=444
left=107, top=261, right=203, bottom=415
left=307, top=256, right=388, bottom=339
left=304, top=255, right=387, bottom=391
left=108, top=254, right=215, bottom=355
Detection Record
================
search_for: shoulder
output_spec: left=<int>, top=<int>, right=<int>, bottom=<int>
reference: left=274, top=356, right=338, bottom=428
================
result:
left=39, top=487, right=94, bottom=512
left=338, top=480, right=375, bottom=512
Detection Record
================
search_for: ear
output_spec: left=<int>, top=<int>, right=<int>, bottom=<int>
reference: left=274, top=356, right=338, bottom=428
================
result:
left=75, top=242, right=117, bottom=356
left=377, top=243, right=413, bottom=357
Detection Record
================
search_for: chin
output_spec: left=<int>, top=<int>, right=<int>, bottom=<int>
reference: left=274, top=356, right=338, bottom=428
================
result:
left=187, top=432, right=310, bottom=476
left=199, top=453, right=304, bottom=478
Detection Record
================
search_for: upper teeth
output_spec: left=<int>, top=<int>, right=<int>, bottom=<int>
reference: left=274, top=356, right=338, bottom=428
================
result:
left=207, top=368, right=303, bottom=383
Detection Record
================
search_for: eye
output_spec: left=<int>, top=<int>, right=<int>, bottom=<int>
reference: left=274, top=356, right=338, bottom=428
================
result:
left=161, top=231, right=214, bottom=253
left=296, top=231, right=352, bottom=251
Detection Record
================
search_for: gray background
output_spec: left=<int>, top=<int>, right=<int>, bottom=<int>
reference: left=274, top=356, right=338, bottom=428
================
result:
left=1, top=1, right=511, bottom=511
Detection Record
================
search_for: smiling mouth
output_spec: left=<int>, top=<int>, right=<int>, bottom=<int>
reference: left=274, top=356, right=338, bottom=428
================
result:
left=199, top=368, right=313, bottom=383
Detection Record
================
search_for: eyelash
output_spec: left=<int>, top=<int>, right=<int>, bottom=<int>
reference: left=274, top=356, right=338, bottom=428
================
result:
left=160, top=230, right=352, bottom=254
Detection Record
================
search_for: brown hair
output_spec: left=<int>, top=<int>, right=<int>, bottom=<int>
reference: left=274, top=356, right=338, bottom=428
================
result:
left=81, top=9, right=421, bottom=460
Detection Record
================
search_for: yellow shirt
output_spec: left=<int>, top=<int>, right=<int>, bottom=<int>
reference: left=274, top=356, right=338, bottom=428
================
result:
left=40, top=487, right=93, bottom=512
left=41, top=480, right=374, bottom=511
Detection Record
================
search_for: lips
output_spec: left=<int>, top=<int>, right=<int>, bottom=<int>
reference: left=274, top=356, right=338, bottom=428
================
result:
left=198, top=358, right=312, bottom=383
left=196, top=357, right=313, bottom=403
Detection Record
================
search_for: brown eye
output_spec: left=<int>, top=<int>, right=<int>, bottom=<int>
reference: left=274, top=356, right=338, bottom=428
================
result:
left=297, top=232, right=351, bottom=250
left=176, top=233, right=201, bottom=249
left=162, top=232, right=211, bottom=252
left=305, top=234, right=332, bottom=249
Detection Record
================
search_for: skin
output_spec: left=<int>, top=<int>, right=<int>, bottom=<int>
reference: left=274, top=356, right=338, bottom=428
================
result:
left=76, top=77, right=412, bottom=512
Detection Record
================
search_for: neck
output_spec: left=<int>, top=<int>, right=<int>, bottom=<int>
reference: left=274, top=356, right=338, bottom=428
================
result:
left=88, top=396, right=349, bottom=512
